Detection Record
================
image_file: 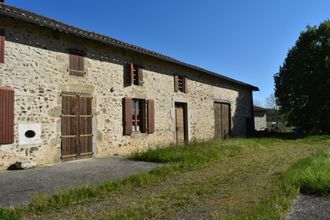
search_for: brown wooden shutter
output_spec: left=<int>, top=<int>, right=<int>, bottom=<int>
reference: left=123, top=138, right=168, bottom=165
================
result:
left=123, top=97, right=132, bottom=135
left=0, top=30, right=5, bottom=64
left=140, top=99, right=147, bottom=133
left=147, top=99, right=155, bottom=134
left=130, top=63, right=134, bottom=85
left=69, top=51, right=85, bottom=76
left=174, top=75, right=179, bottom=92
left=184, top=77, right=188, bottom=93
left=61, top=94, right=78, bottom=159
left=138, top=67, right=143, bottom=86
left=0, top=87, right=14, bottom=144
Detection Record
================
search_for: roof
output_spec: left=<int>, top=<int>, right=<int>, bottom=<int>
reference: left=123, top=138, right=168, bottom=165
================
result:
left=0, top=3, right=259, bottom=91
left=253, top=106, right=268, bottom=112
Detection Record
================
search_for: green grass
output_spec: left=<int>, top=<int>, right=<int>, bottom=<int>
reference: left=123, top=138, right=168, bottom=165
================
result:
left=0, top=136, right=329, bottom=219
left=232, top=148, right=330, bottom=219
left=284, top=149, right=330, bottom=195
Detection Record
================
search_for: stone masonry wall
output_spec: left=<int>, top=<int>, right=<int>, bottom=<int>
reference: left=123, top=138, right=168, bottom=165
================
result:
left=254, top=112, right=267, bottom=131
left=0, top=16, right=254, bottom=170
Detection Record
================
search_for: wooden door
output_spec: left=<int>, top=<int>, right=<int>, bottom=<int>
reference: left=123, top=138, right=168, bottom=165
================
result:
left=61, top=93, right=93, bottom=161
left=214, top=102, right=231, bottom=139
left=175, top=103, right=187, bottom=144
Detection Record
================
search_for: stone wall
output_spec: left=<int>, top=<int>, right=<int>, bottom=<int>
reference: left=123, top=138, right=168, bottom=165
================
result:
left=0, top=16, right=254, bottom=170
left=254, top=112, right=267, bottom=131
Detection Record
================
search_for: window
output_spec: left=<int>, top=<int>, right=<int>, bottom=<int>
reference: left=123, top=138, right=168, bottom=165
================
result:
left=130, top=63, right=143, bottom=86
left=69, top=50, right=85, bottom=76
left=0, top=29, right=5, bottom=64
left=123, top=97, right=154, bottom=135
left=178, top=75, right=185, bottom=92
left=132, top=99, right=142, bottom=131
left=174, top=75, right=188, bottom=93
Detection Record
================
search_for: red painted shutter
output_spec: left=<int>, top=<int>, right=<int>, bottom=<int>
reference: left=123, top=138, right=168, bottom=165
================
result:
left=130, top=63, right=134, bottom=85
left=0, top=87, right=14, bottom=144
left=184, top=77, right=188, bottom=93
left=123, top=97, right=132, bottom=135
left=0, top=30, right=5, bottom=63
left=138, top=67, right=143, bottom=86
left=147, top=99, right=155, bottom=134
left=174, top=75, right=179, bottom=92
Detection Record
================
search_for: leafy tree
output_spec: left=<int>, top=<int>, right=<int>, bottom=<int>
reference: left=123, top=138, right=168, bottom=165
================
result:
left=274, top=20, right=330, bottom=133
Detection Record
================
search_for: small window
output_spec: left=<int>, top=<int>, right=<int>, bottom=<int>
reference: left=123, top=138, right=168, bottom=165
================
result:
left=123, top=97, right=154, bottom=135
left=69, top=50, right=85, bottom=76
left=132, top=99, right=143, bottom=132
left=0, top=29, right=5, bottom=64
left=178, top=76, right=185, bottom=92
left=132, top=65, right=139, bottom=85
left=174, top=75, right=188, bottom=93
left=130, top=63, right=143, bottom=86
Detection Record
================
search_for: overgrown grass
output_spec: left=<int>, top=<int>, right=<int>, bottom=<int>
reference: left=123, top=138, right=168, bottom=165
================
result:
left=236, top=148, right=330, bottom=219
left=0, top=136, right=329, bottom=219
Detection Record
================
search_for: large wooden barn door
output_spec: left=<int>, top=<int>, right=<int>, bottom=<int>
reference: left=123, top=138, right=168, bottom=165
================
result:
left=61, top=93, right=93, bottom=161
left=214, top=102, right=231, bottom=139
left=175, top=103, right=187, bottom=144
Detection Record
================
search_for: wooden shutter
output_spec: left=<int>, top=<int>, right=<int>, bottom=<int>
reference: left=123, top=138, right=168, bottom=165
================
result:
left=123, top=97, right=132, bottom=135
left=140, top=99, right=147, bottom=133
left=184, top=77, right=188, bottom=93
left=61, top=94, right=78, bottom=159
left=138, top=67, right=143, bottom=86
left=69, top=51, right=85, bottom=76
left=0, top=87, right=14, bottom=144
left=79, top=95, right=93, bottom=156
left=174, top=75, right=179, bottom=92
left=147, top=99, right=155, bottom=134
left=130, top=63, right=134, bottom=85
left=0, top=30, right=5, bottom=63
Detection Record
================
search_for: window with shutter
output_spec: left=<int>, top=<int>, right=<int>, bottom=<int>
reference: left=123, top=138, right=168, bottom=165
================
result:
left=129, top=63, right=143, bottom=86
left=0, top=87, right=14, bottom=144
left=123, top=97, right=153, bottom=134
left=69, top=50, right=85, bottom=76
left=0, top=29, right=5, bottom=64
left=174, top=75, right=187, bottom=93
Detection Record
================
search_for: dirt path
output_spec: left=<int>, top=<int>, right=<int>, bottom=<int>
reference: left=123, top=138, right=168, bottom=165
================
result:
left=28, top=141, right=329, bottom=219
left=286, top=195, right=330, bottom=220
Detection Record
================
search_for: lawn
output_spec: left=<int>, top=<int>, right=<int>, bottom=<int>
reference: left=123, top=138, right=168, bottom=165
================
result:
left=1, top=136, right=330, bottom=219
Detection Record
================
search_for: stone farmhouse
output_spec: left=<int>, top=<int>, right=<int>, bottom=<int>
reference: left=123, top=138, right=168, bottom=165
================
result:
left=0, top=3, right=258, bottom=170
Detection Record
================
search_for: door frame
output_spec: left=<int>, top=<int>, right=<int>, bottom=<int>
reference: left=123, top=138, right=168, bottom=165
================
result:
left=214, top=101, right=232, bottom=139
left=174, top=102, right=188, bottom=144
left=60, top=91, right=94, bottom=161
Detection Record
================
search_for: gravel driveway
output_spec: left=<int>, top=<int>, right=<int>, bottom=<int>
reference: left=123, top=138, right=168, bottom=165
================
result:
left=0, top=156, right=160, bottom=208
left=286, top=194, right=330, bottom=220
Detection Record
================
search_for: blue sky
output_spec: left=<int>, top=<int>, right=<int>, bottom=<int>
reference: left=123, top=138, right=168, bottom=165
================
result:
left=6, top=0, right=330, bottom=104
